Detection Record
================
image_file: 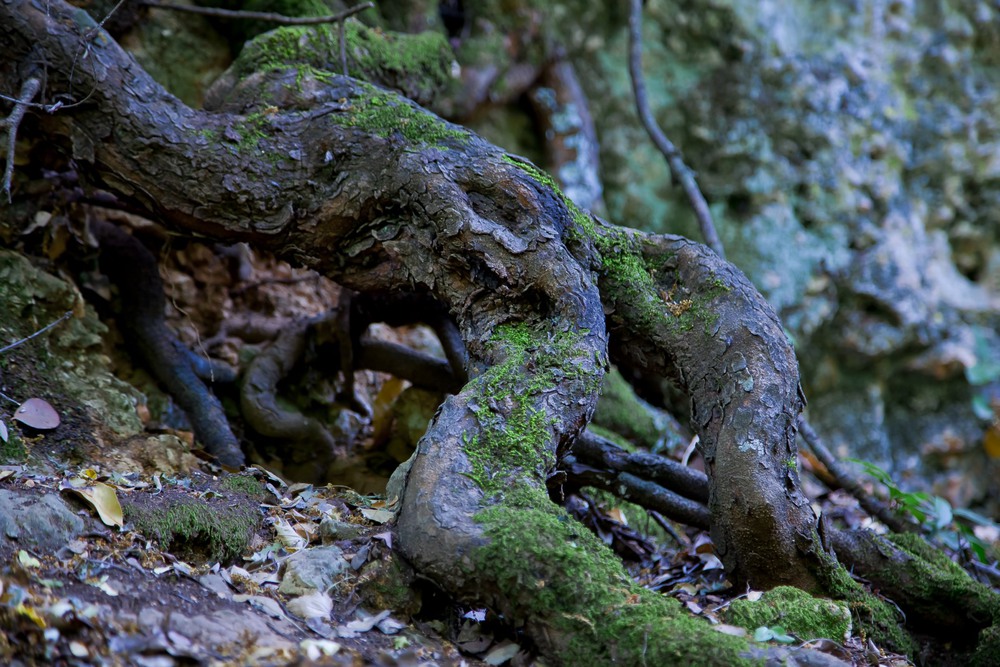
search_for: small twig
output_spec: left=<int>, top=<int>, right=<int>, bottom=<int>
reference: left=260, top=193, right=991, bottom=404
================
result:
left=1, top=77, right=41, bottom=203
left=627, top=0, right=725, bottom=259
left=796, top=415, right=912, bottom=533
left=648, top=510, right=688, bottom=547
left=140, top=1, right=374, bottom=26
left=339, top=15, right=349, bottom=75
left=95, top=0, right=128, bottom=32
left=0, top=310, right=74, bottom=356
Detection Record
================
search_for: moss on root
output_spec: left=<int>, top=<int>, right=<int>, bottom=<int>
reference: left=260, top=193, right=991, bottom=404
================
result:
left=502, top=155, right=728, bottom=332
left=457, top=321, right=758, bottom=664
left=727, top=586, right=852, bottom=643
left=475, top=486, right=757, bottom=665
left=229, top=20, right=454, bottom=104
left=462, top=322, right=600, bottom=490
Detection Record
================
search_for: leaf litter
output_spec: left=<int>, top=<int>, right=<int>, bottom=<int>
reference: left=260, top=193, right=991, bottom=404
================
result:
left=0, top=466, right=488, bottom=666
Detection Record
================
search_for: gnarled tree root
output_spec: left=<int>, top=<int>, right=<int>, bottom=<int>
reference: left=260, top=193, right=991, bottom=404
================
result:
left=91, top=218, right=244, bottom=467
left=3, top=3, right=994, bottom=661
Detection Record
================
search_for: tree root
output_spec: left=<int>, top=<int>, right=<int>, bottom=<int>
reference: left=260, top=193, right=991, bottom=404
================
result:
left=4, top=3, right=996, bottom=661
left=90, top=218, right=244, bottom=468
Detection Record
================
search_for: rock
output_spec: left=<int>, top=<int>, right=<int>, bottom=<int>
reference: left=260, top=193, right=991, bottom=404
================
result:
left=0, top=490, right=85, bottom=552
left=278, top=545, right=350, bottom=595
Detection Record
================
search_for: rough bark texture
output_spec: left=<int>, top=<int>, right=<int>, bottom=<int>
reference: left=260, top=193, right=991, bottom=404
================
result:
left=6, top=1, right=975, bottom=663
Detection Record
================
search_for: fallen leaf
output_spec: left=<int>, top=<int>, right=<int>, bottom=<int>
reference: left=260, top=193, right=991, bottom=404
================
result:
left=337, top=610, right=391, bottom=637
left=376, top=615, right=406, bottom=635
left=484, top=640, right=520, bottom=665
left=13, top=398, right=60, bottom=430
left=360, top=508, right=394, bottom=524
left=287, top=591, right=333, bottom=620
left=463, top=608, right=487, bottom=622
left=713, top=624, right=749, bottom=637
left=234, top=594, right=286, bottom=619
left=62, top=482, right=123, bottom=528
left=18, top=550, right=41, bottom=568
left=88, top=576, right=119, bottom=596
left=272, top=517, right=308, bottom=550
left=0, top=420, right=7, bottom=442
left=300, top=639, right=341, bottom=660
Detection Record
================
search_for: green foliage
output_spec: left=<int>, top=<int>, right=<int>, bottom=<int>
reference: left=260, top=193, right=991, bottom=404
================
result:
left=850, top=458, right=999, bottom=563
left=752, top=626, right=795, bottom=644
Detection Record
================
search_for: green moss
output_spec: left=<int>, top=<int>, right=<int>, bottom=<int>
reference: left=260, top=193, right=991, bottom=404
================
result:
left=220, top=472, right=268, bottom=500
left=125, top=495, right=260, bottom=563
left=229, top=21, right=453, bottom=105
left=593, top=368, right=661, bottom=451
left=458, top=319, right=755, bottom=662
left=974, top=623, right=1000, bottom=667
left=359, top=556, right=420, bottom=615
left=0, top=430, right=26, bottom=462
left=503, top=155, right=728, bottom=334
left=233, top=110, right=272, bottom=152
left=815, top=547, right=918, bottom=654
left=463, top=323, right=598, bottom=490
left=342, top=88, right=468, bottom=146
left=727, top=586, right=852, bottom=643
left=887, top=532, right=1000, bottom=626
left=474, top=485, right=757, bottom=665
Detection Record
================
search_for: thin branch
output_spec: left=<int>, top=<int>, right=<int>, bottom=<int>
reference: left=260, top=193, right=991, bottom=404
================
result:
left=140, top=1, right=374, bottom=26
left=564, top=456, right=711, bottom=529
left=0, top=310, right=73, bottom=355
left=1, top=77, right=41, bottom=203
left=627, top=0, right=725, bottom=259
left=576, top=428, right=708, bottom=503
left=95, top=0, right=128, bottom=33
left=796, top=415, right=913, bottom=533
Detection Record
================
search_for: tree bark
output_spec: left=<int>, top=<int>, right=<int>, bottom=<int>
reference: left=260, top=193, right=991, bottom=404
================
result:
left=0, top=1, right=924, bottom=662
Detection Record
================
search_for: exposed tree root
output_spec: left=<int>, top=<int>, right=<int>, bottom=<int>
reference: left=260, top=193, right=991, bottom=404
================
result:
left=3, top=3, right=998, bottom=662
left=90, top=218, right=244, bottom=468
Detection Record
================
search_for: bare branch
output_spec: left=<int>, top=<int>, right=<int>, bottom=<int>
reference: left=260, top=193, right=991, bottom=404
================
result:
left=140, top=1, right=374, bottom=26
left=797, top=415, right=913, bottom=533
left=1, top=77, right=41, bottom=203
left=627, top=0, right=726, bottom=259
left=0, top=309, right=74, bottom=355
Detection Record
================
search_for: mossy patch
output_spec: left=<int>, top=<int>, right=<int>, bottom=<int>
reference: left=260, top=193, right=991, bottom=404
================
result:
left=220, top=472, right=269, bottom=501
left=502, top=155, right=729, bottom=334
left=462, top=322, right=599, bottom=491
left=815, top=546, right=917, bottom=654
left=341, top=87, right=468, bottom=146
left=475, top=485, right=756, bottom=665
left=459, top=320, right=755, bottom=663
left=228, top=19, right=453, bottom=108
left=727, top=586, right=852, bottom=643
left=0, top=250, right=143, bottom=447
left=124, top=492, right=260, bottom=563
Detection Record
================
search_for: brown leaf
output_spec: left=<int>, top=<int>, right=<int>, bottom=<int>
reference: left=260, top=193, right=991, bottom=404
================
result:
left=13, top=398, right=60, bottom=430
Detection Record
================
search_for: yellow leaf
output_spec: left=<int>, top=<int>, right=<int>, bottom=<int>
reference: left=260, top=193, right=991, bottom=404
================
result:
left=16, top=604, right=46, bottom=628
left=64, top=482, right=124, bottom=528
left=17, top=550, right=41, bottom=568
left=984, top=424, right=1000, bottom=459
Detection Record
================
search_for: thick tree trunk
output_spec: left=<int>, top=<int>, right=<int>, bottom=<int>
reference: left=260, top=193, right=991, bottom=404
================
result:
left=0, top=1, right=882, bottom=662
